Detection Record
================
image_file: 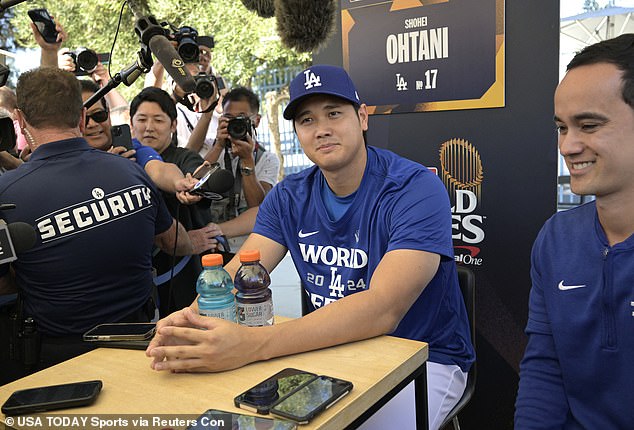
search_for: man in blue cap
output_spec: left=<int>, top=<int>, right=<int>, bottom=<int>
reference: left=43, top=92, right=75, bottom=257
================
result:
left=147, top=65, right=474, bottom=429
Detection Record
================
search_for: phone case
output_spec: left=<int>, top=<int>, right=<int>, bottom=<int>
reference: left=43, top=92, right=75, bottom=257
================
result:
left=270, top=376, right=353, bottom=424
left=110, top=125, right=133, bottom=150
left=1, top=380, right=102, bottom=415
left=234, top=368, right=317, bottom=415
left=27, top=9, right=59, bottom=44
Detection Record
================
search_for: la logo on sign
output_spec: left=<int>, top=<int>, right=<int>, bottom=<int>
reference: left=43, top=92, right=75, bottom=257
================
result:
left=303, top=70, right=322, bottom=90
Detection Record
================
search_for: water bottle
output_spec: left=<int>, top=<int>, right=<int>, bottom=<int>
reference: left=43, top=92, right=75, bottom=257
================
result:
left=197, top=254, right=236, bottom=322
left=235, top=249, right=274, bottom=326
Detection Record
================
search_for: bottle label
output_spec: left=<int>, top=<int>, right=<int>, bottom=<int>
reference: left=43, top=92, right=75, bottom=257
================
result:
left=236, top=301, right=274, bottom=326
left=200, top=306, right=236, bottom=322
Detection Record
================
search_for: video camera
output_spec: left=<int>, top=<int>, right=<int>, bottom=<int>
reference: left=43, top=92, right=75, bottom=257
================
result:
left=65, top=48, right=110, bottom=76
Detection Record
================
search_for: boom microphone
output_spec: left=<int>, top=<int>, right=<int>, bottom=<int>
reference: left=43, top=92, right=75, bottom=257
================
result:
left=275, top=0, right=337, bottom=52
left=240, top=0, right=276, bottom=18
left=0, top=0, right=28, bottom=12
left=134, top=16, right=196, bottom=94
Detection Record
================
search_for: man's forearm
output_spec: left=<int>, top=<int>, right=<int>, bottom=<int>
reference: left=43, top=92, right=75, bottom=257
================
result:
left=218, top=206, right=258, bottom=238
left=155, top=220, right=193, bottom=256
left=40, top=49, right=58, bottom=68
left=187, top=112, right=213, bottom=153
left=145, top=160, right=185, bottom=194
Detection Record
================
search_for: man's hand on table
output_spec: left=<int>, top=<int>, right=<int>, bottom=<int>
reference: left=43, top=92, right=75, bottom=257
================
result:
left=146, top=307, right=260, bottom=373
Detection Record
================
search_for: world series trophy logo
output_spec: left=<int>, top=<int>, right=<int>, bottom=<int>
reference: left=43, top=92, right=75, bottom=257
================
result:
left=439, top=138, right=484, bottom=200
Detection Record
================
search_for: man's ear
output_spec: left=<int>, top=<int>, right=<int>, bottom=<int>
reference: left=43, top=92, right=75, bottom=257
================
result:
left=253, top=113, right=261, bottom=128
left=358, top=103, right=369, bottom=131
left=14, top=109, right=26, bottom=130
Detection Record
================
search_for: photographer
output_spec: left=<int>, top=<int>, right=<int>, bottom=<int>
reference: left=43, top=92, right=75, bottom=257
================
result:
left=145, top=33, right=222, bottom=159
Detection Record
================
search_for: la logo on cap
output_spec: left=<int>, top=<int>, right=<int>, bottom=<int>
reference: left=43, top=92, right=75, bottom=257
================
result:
left=303, top=70, right=322, bottom=90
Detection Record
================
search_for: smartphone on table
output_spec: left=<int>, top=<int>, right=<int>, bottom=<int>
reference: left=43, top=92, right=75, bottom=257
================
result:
left=187, top=409, right=297, bottom=430
left=27, top=9, right=59, bottom=44
left=270, top=375, right=353, bottom=424
left=110, top=124, right=133, bottom=151
left=82, top=322, right=156, bottom=341
left=1, top=380, right=102, bottom=415
left=234, top=368, right=317, bottom=414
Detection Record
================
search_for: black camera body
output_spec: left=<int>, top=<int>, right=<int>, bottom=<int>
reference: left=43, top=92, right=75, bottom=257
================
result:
left=171, top=26, right=199, bottom=63
left=193, top=72, right=216, bottom=100
left=66, top=48, right=99, bottom=76
left=227, top=117, right=253, bottom=140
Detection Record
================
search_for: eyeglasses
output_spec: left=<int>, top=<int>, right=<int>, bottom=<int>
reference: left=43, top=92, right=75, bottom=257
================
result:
left=85, top=110, right=109, bottom=126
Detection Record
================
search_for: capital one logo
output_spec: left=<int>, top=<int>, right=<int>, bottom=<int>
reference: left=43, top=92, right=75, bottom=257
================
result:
left=303, top=70, right=322, bottom=90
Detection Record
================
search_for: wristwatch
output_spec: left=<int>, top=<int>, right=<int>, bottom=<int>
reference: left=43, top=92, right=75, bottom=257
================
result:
left=240, top=166, right=254, bottom=176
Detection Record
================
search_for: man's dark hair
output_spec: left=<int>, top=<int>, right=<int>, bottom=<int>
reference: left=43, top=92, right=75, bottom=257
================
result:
left=16, top=67, right=83, bottom=129
left=567, top=33, right=634, bottom=108
left=222, top=86, right=259, bottom=114
left=130, top=87, right=177, bottom=121
left=79, top=79, right=108, bottom=110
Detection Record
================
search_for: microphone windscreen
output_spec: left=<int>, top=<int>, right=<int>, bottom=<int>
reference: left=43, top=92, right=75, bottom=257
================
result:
left=275, top=0, right=337, bottom=52
left=8, top=222, right=37, bottom=253
left=241, top=0, right=276, bottom=18
left=206, top=169, right=235, bottom=194
left=148, top=36, right=196, bottom=93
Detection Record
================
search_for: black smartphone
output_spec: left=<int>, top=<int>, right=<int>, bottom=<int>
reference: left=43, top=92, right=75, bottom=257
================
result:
left=27, top=9, right=59, bottom=44
left=110, top=124, right=133, bottom=151
left=82, top=322, right=156, bottom=341
left=270, top=375, right=353, bottom=424
left=234, top=368, right=317, bottom=414
left=1, top=380, right=102, bottom=415
left=187, top=409, right=297, bottom=430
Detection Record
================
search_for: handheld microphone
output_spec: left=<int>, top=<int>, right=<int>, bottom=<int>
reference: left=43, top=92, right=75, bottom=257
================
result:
left=134, top=16, right=196, bottom=94
left=275, top=0, right=337, bottom=52
left=0, top=0, right=28, bottom=12
left=205, top=168, right=235, bottom=194
left=0, top=221, right=37, bottom=265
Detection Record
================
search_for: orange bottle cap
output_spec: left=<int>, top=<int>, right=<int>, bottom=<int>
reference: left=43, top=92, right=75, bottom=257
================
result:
left=240, top=249, right=261, bottom=262
left=202, top=254, right=223, bottom=267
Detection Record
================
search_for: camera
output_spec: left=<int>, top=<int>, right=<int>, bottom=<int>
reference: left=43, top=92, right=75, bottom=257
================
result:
left=227, top=117, right=253, bottom=140
left=66, top=48, right=99, bottom=76
left=0, top=63, right=9, bottom=87
left=171, top=26, right=199, bottom=63
left=193, top=72, right=216, bottom=99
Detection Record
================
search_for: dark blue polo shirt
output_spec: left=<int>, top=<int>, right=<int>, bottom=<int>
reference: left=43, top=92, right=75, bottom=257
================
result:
left=0, top=138, right=173, bottom=336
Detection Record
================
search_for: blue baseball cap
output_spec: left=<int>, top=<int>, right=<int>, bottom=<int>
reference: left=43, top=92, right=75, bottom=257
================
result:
left=283, top=65, right=361, bottom=120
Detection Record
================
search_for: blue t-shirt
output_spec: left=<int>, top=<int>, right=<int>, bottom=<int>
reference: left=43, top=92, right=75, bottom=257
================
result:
left=254, top=146, right=474, bottom=371
left=0, top=138, right=173, bottom=336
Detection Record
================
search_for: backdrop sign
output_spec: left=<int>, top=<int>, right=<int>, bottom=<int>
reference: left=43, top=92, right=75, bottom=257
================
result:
left=340, top=0, right=505, bottom=114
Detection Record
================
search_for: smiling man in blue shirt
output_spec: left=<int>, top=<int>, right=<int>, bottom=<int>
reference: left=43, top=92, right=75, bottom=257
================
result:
left=515, top=34, right=634, bottom=429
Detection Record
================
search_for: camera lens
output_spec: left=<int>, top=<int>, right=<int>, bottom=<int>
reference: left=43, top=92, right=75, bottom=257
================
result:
left=227, top=117, right=251, bottom=140
left=178, top=39, right=200, bottom=63
left=194, top=73, right=216, bottom=99
left=76, top=48, right=99, bottom=73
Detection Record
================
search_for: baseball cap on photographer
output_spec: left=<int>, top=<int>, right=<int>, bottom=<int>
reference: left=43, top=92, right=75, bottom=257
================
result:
left=283, top=65, right=361, bottom=120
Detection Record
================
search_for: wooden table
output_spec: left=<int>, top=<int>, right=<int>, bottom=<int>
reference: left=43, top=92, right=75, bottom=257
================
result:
left=0, top=335, right=428, bottom=430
